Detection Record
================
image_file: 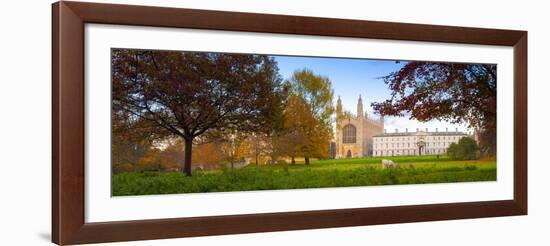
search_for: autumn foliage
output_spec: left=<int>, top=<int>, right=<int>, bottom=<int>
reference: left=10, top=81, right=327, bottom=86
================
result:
left=111, top=50, right=334, bottom=175
left=112, top=49, right=285, bottom=175
left=371, top=62, right=497, bottom=155
left=112, top=50, right=497, bottom=176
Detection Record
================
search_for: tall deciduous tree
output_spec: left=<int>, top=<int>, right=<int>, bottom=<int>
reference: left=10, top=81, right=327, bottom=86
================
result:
left=279, top=95, right=313, bottom=164
left=289, top=69, right=335, bottom=127
left=286, top=69, right=334, bottom=164
left=371, top=62, right=496, bottom=155
left=112, top=49, right=284, bottom=176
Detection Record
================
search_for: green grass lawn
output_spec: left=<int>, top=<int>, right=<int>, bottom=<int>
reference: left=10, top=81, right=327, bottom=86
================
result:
left=112, top=155, right=496, bottom=196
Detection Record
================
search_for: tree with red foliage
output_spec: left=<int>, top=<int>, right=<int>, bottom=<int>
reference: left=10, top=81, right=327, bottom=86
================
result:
left=371, top=62, right=497, bottom=155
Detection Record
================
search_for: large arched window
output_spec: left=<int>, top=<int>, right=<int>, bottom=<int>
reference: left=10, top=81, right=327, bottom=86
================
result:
left=342, top=124, right=356, bottom=143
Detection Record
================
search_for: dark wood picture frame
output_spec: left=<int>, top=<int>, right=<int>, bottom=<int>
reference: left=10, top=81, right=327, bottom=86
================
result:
left=52, top=1, right=527, bottom=245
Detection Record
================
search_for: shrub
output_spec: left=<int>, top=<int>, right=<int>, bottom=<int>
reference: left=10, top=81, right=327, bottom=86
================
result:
left=464, top=164, right=478, bottom=171
left=447, top=137, right=479, bottom=160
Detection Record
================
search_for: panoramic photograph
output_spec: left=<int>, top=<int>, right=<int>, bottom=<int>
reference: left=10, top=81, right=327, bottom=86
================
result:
left=111, top=48, right=497, bottom=196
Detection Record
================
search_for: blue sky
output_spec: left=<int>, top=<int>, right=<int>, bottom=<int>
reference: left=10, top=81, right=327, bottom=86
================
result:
left=271, top=55, right=470, bottom=133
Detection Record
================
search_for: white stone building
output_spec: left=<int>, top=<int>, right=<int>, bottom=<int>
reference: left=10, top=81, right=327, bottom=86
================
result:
left=372, top=128, right=469, bottom=157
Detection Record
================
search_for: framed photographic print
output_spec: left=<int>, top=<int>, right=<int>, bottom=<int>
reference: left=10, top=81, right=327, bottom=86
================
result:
left=52, top=1, right=527, bottom=245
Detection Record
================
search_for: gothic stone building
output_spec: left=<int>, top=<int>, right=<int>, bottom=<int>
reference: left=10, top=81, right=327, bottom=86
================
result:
left=372, top=128, right=468, bottom=157
left=335, top=95, right=384, bottom=158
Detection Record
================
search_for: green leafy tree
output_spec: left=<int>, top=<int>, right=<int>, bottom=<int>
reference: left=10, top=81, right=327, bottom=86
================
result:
left=447, top=137, right=479, bottom=160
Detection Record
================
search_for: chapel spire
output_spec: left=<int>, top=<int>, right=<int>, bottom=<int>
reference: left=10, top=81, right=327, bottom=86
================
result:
left=336, top=95, right=342, bottom=121
left=357, top=94, right=363, bottom=118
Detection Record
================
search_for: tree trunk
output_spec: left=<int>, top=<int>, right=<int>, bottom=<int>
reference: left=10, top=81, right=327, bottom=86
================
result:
left=304, top=155, right=310, bottom=165
left=255, top=149, right=259, bottom=166
left=183, top=137, right=193, bottom=176
left=291, top=156, right=296, bottom=165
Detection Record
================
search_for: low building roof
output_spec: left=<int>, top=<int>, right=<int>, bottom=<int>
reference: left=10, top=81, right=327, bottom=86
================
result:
left=373, top=131, right=468, bottom=137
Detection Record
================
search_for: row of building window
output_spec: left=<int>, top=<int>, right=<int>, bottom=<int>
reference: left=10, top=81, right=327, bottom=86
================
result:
left=374, top=149, right=448, bottom=156
left=374, top=142, right=453, bottom=149
left=374, top=136, right=460, bottom=142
